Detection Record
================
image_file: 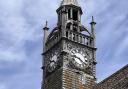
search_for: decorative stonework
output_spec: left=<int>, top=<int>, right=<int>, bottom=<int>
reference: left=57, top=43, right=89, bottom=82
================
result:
left=65, top=40, right=94, bottom=71
left=42, top=0, right=96, bottom=89
left=42, top=0, right=128, bottom=89
left=44, top=43, right=62, bottom=75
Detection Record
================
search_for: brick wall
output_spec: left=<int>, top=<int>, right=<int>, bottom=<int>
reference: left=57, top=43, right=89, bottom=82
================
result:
left=95, top=64, right=128, bottom=89
left=44, top=68, right=63, bottom=89
left=63, top=68, right=95, bottom=89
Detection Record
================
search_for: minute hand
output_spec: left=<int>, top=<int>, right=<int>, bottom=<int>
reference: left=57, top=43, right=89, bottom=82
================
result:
left=74, top=55, right=86, bottom=65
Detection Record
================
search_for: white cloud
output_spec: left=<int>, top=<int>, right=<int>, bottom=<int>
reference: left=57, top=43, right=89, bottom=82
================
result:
left=0, top=47, right=26, bottom=62
left=0, top=0, right=42, bottom=62
left=0, top=0, right=128, bottom=88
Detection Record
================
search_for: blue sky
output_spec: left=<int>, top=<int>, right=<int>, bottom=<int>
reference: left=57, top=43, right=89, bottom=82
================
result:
left=0, top=0, right=128, bottom=89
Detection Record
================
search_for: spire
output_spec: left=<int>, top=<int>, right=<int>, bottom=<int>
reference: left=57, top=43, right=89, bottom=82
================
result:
left=43, top=20, right=49, bottom=52
left=90, top=16, right=96, bottom=25
left=43, top=20, right=49, bottom=30
left=90, top=16, right=96, bottom=47
left=45, top=20, right=48, bottom=27
left=61, top=0, right=79, bottom=6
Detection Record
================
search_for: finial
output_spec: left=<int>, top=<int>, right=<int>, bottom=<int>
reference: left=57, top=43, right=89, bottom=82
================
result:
left=92, top=16, right=94, bottom=22
left=90, top=16, right=96, bottom=25
left=43, top=20, right=49, bottom=30
left=45, top=20, right=48, bottom=27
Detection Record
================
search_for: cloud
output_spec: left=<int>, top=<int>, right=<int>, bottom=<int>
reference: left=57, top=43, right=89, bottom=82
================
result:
left=0, top=0, right=43, bottom=89
left=0, top=0, right=128, bottom=89
left=0, top=0, right=42, bottom=62
left=0, top=48, right=26, bottom=62
left=69, top=0, right=128, bottom=82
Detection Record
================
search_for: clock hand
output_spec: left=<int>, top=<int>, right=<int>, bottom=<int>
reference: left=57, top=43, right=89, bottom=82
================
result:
left=74, top=55, right=87, bottom=65
left=86, top=51, right=91, bottom=59
left=72, top=54, right=87, bottom=66
left=78, top=57, right=87, bottom=65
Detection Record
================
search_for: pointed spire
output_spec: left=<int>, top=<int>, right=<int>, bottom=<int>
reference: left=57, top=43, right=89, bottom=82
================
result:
left=90, top=16, right=96, bottom=25
left=43, top=20, right=49, bottom=52
left=43, top=20, right=49, bottom=30
left=61, top=0, right=79, bottom=6
left=90, top=16, right=96, bottom=47
left=92, top=16, right=94, bottom=22
left=45, top=20, right=48, bottom=27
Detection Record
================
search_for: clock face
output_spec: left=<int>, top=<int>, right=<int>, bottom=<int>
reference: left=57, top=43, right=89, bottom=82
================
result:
left=47, top=54, right=58, bottom=72
left=70, top=49, right=89, bottom=69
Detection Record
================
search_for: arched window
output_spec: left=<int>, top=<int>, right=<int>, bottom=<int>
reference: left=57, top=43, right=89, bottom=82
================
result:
left=66, top=22, right=71, bottom=29
left=73, top=10, right=78, bottom=21
left=66, top=31, right=68, bottom=38
left=73, top=24, right=78, bottom=32
left=68, top=9, right=71, bottom=19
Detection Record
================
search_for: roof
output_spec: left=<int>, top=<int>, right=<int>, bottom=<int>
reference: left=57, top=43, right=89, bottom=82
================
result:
left=97, top=64, right=128, bottom=85
left=61, top=0, right=79, bottom=6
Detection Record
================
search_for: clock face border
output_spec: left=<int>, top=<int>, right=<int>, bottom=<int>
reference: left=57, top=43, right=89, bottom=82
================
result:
left=47, top=52, right=59, bottom=73
left=70, top=48, right=90, bottom=70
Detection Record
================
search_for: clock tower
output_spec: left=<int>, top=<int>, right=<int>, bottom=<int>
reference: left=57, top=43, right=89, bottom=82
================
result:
left=42, top=0, right=97, bottom=89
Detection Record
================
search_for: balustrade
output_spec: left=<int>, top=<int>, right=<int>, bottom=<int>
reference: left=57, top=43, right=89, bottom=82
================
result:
left=65, top=30, right=93, bottom=47
left=46, top=31, right=62, bottom=51
left=45, top=29, right=93, bottom=51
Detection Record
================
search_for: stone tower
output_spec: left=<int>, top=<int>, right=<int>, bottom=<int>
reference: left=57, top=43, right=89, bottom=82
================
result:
left=42, top=0, right=97, bottom=89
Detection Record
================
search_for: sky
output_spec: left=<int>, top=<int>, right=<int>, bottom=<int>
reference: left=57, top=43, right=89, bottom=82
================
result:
left=0, top=0, right=128, bottom=89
